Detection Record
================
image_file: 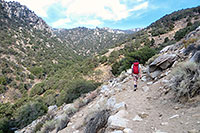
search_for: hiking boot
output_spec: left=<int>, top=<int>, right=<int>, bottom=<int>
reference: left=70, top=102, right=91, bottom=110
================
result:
left=134, top=85, right=137, bottom=91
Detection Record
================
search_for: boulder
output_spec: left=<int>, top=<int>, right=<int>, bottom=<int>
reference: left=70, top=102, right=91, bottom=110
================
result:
left=149, top=70, right=162, bottom=79
left=160, top=45, right=174, bottom=53
left=48, top=105, right=57, bottom=113
left=108, top=110, right=129, bottom=130
left=114, top=102, right=127, bottom=111
left=149, top=54, right=177, bottom=72
left=184, top=44, right=196, bottom=55
left=190, top=51, right=200, bottom=63
left=55, top=114, right=70, bottom=132
left=106, top=97, right=116, bottom=109
left=100, top=85, right=110, bottom=94
left=84, top=110, right=110, bottom=133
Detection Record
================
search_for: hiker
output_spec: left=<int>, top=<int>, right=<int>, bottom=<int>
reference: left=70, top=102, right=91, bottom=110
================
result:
left=131, top=60, right=141, bottom=91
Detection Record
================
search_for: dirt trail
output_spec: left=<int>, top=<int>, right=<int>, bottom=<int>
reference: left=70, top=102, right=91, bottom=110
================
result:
left=115, top=78, right=200, bottom=133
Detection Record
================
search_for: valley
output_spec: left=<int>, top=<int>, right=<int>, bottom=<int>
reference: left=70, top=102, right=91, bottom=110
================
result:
left=0, top=0, right=200, bottom=132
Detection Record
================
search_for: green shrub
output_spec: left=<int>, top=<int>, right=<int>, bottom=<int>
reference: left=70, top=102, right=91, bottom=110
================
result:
left=0, top=85, right=7, bottom=94
left=43, top=90, right=57, bottom=106
left=0, top=118, right=9, bottom=133
left=14, top=101, right=48, bottom=128
left=111, top=47, right=156, bottom=76
left=56, top=79, right=98, bottom=106
left=169, top=61, right=200, bottom=102
left=174, top=21, right=200, bottom=41
left=28, top=74, right=35, bottom=80
left=30, top=82, right=45, bottom=97
left=33, top=122, right=43, bottom=132
left=99, top=56, right=108, bottom=64
left=0, top=76, right=6, bottom=85
left=41, top=120, right=56, bottom=133
left=0, top=103, right=14, bottom=118
left=29, top=67, right=44, bottom=78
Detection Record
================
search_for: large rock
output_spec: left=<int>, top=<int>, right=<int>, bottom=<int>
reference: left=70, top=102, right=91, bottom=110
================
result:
left=108, top=110, right=129, bottom=130
left=84, top=110, right=110, bottom=133
left=149, top=70, right=162, bottom=79
left=100, top=85, right=110, bottom=94
left=149, top=54, right=177, bottom=72
left=48, top=105, right=57, bottom=113
left=184, top=44, right=196, bottom=55
left=114, top=102, right=127, bottom=111
left=160, top=45, right=174, bottom=53
left=190, top=51, right=200, bottom=63
left=106, top=97, right=116, bottom=109
left=55, top=114, right=70, bottom=132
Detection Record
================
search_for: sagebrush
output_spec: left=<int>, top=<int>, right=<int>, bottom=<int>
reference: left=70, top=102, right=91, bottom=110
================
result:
left=169, top=61, right=200, bottom=102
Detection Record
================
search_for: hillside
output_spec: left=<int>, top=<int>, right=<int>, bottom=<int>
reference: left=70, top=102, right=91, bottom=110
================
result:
left=0, top=0, right=84, bottom=102
left=53, top=27, right=133, bottom=56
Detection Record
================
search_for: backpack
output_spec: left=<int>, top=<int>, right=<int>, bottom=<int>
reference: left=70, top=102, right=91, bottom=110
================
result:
left=132, top=62, right=139, bottom=74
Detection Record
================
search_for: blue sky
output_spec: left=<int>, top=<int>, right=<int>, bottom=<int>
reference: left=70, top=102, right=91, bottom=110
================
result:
left=5, top=0, right=200, bottom=29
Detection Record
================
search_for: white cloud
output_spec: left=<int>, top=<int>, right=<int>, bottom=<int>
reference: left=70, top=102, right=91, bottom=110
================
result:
left=5, top=0, right=149, bottom=28
left=64, top=0, right=130, bottom=21
left=129, top=2, right=149, bottom=12
left=52, top=18, right=71, bottom=28
left=78, top=19, right=103, bottom=26
left=5, top=0, right=57, bottom=17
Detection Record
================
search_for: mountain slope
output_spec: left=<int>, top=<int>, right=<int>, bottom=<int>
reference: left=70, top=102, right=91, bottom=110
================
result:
left=0, top=0, right=82, bottom=100
left=53, top=27, right=132, bottom=56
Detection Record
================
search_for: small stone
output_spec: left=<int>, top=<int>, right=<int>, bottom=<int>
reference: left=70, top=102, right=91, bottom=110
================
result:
left=123, top=128, right=134, bottom=133
left=138, top=112, right=149, bottom=119
left=141, top=76, right=147, bottom=82
left=197, top=121, right=200, bottom=124
left=161, top=79, right=169, bottom=85
left=173, top=106, right=179, bottom=110
left=169, top=114, right=179, bottom=119
left=147, top=81, right=153, bottom=85
left=146, top=97, right=151, bottom=100
left=142, top=86, right=149, bottom=92
left=160, top=122, right=168, bottom=126
left=67, top=122, right=73, bottom=126
left=73, top=130, right=79, bottom=133
left=132, top=115, right=143, bottom=121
